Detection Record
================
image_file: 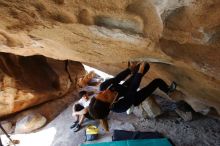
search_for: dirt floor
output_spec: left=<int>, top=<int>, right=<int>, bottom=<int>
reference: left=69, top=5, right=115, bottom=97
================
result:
left=48, top=98, right=220, bottom=146
left=1, top=67, right=220, bottom=146
left=2, top=99, right=220, bottom=146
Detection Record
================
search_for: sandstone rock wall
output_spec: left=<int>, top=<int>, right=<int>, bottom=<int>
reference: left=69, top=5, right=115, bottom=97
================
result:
left=0, top=53, right=85, bottom=117
left=0, top=0, right=219, bottom=116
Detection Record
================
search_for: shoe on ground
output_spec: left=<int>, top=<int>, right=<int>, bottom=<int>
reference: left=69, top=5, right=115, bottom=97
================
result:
left=73, top=124, right=81, bottom=132
left=70, top=121, right=78, bottom=129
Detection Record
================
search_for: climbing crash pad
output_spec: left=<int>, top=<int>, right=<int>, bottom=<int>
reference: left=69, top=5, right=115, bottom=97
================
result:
left=81, top=138, right=172, bottom=146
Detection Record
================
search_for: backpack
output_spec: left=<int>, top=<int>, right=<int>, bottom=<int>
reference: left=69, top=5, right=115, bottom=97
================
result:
left=85, top=125, right=99, bottom=141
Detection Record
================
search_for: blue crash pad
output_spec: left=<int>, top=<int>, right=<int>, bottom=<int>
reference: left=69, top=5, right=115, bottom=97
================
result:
left=81, top=138, right=172, bottom=146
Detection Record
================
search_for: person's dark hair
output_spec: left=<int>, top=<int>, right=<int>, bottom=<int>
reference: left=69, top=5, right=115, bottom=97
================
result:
left=79, top=90, right=87, bottom=98
left=88, top=98, right=111, bottom=119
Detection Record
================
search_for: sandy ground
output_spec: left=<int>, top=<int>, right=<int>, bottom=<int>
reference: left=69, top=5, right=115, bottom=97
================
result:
left=46, top=100, right=220, bottom=146
left=2, top=99, right=220, bottom=146
left=1, top=67, right=220, bottom=146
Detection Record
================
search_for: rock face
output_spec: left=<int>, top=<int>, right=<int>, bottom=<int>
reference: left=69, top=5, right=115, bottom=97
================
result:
left=0, top=53, right=85, bottom=117
left=0, top=121, right=13, bottom=134
left=15, top=113, right=47, bottom=133
left=0, top=0, right=219, bottom=116
left=133, top=96, right=162, bottom=119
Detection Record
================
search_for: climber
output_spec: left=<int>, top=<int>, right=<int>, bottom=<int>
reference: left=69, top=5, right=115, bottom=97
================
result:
left=70, top=91, right=93, bottom=132
left=88, top=62, right=177, bottom=131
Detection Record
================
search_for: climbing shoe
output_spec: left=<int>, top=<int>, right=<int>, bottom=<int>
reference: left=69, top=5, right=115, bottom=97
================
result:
left=70, top=121, right=78, bottom=129
left=73, top=124, right=81, bottom=132
left=167, top=81, right=177, bottom=95
left=126, top=105, right=134, bottom=115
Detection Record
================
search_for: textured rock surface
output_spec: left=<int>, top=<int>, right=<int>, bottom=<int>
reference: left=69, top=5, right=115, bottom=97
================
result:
left=133, top=96, right=162, bottom=118
left=0, top=0, right=219, bottom=116
left=0, top=121, right=13, bottom=134
left=2, top=103, right=219, bottom=146
left=0, top=53, right=85, bottom=117
left=142, top=96, right=162, bottom=118
left=175, top=109, right=193, bottom=122
left=15, top=113, right=46, bottom=133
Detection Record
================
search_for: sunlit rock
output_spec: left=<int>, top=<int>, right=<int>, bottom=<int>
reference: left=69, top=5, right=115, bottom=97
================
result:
left=0, top=53, right=85, bottom=117
left=15, top=113, right=47, bottom=133
left=0, top=0, right=219, bottom=117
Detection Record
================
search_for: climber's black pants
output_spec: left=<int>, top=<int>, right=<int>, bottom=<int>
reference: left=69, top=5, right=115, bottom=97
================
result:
left=102, top=68, right=170, bottom=113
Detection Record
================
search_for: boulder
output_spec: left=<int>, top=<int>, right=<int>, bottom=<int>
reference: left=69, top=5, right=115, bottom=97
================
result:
left=142, top=96, right=162, bottom=118
left=0, top=0, right=219, bottom=117
left=175, top=109, right=192, bottom=122
left=133, top=95, right=162, bottom=119
left=175, top=101, right=193, bottom=121
left=0, top=53, right=85, bottom=117
left=15, top=113, right=47, bottom=133
left=0, top=121, right=14, bottom=135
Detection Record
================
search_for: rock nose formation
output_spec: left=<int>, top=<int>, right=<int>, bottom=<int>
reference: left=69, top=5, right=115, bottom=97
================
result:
left=0, top=0, right=219, bottom=117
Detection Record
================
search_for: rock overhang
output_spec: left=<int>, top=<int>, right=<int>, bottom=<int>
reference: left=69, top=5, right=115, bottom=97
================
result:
left=0, top=0, right=219, bottom=116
